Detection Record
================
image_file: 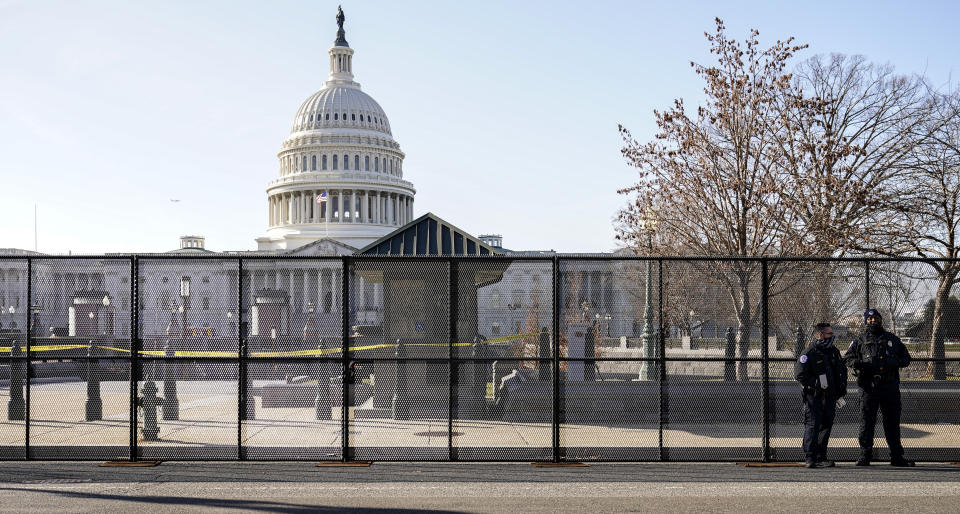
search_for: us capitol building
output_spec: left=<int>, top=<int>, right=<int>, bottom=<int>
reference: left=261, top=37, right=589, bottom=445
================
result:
left=0, top=9, right=630, bottom=345
left=256, top=10, right=415, bottom=251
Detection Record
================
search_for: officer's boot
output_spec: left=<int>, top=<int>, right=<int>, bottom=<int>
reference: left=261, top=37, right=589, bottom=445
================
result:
left=890, top=456, right=915, bottom=467
left=856, top=450, right=872, bottom=466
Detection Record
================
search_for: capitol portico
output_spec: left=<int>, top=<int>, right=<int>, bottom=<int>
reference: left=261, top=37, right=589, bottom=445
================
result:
left=256, top=13, right=415, bottom=251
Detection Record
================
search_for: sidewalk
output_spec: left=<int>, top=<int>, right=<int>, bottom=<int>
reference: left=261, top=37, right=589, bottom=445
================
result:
left=3, top=380, right=960, bottom=456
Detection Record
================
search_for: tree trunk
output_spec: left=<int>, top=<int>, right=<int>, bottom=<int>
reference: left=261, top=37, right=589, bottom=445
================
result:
left=928, top=272, right=954, bottom=381
left=735, top=282, right=752, bottom=382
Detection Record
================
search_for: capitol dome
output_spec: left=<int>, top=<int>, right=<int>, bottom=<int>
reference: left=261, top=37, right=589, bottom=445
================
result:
left=257, top=9, right=416, bottom=252
left=291, top=87, right=392, bottom=136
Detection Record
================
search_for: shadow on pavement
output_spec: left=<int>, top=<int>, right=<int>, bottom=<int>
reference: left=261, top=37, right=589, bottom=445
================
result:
left=0, top=487, right=461, bottom=513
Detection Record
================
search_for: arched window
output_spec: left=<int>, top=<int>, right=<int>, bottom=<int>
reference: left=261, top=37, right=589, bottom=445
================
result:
left=354, top=155, right=360, bottom=170
left=311, top=155, right=317, bottom=171
left=325, top=113, right=329, bottom=120
left=351, top=113, right=356, bottom=121
left=322, top=155, right=328, bottom=170
left=343, top=154, right=349, bottom=170
left=367, top=115, right=371, bottom=122
left=374, top=157, right=379, bottom=172
left=342, top=112, right=347, bottom=121
left=334, top=113, right=338, bottom=120
left=365, top=156, right=370, bottom=171
left=333, top=155, right=338, bottom=170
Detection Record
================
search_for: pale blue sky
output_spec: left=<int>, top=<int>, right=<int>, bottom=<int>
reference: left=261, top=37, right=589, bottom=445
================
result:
left=1, top=0, right=957, bottom=254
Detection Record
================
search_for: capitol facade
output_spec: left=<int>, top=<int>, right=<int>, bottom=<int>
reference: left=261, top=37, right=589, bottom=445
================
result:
left=0, top=10, right=629, bottom=344
left=256, top=18, right=416, bottom=251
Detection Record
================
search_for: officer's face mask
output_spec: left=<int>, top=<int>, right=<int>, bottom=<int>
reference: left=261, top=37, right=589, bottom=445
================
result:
left=816, top=335, right=835, bottom=348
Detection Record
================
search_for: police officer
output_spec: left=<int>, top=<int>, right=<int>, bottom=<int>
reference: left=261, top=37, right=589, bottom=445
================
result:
left=795, top=322, right=847, bottom=468
left=844, top=308, right=915, bottom=467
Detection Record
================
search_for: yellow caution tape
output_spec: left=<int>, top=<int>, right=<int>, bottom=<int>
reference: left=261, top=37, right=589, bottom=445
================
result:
left=0, top=331, right=543, bottom=357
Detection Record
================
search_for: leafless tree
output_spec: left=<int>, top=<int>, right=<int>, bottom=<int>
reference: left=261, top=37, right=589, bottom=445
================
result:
left=778, top=55, right=931, bottom=254
left=881, top=89, right=960, bottom=379
left=617, top=19, right=812, bottom=380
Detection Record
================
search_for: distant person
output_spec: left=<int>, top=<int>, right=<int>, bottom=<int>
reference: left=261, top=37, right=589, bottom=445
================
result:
left=844, top=309, right=915, bottom=467
left=795, top=322, right=847, bottom=468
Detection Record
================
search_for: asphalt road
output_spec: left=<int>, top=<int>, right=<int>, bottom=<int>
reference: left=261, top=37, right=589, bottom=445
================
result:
left=2, top=461, right=960, bottom=512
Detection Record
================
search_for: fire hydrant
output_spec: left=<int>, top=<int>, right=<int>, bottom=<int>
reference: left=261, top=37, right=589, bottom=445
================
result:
left=138, top=381, right=164, bottom=441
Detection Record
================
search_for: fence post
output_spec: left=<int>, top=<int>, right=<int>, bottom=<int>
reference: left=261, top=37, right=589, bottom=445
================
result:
left=130, top=256, right=139, bottom=461
left=724, top=327, right=735, bottom=381
left=761, top=259, right=771, bottom=462
left=237, top=258, right=247, bottom=459
left=340, top=257, right=350, bottom=461
left=864, top=260, right=871, bottom=310
left=448, top=259, right=457, bottom=460
left=552, top=255, right=560, bottom=462
left=794, top=325, right=804, bottom=358
left=7, top=342, right=25, bottom=421
left=85, top=343, right=103, bottom=421
left=162, top=340, right=179, bottom=420
left=316, top=339, right=331, bottom=420
left=25, top=257, right=31, bottom=458
left=658, top=259, right=667, bottom=461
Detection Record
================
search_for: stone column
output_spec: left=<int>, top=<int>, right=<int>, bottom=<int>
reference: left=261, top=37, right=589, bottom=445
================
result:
left=351, top=190, right=357, bottom=223
left=362, top=191, right=369, bottom=223
left=325, top=191, right=332, bottom=223
left=300, top=192, right=306, bottom=223
left=296, top=192, right=302, bottom=223
left=338, top=190, right=345, bottom=222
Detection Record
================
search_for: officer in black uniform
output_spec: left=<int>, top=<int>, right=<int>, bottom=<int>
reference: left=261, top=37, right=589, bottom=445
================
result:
left=843, top=309, right=915, bottom=467
left=795, top=322, right=847, bottom=468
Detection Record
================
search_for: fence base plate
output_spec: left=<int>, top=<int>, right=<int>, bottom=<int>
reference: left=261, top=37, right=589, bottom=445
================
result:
left=531, top=461, right=589, bottom=467
left=316, top=461, right=372, bottom=467
left=100, top=460, right=161, bottom=467
left=737, top=462, right=803, bottom=467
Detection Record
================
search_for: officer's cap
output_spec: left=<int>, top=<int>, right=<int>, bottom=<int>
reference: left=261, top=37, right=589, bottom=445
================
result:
left=864, top=308, right=882, bottom=320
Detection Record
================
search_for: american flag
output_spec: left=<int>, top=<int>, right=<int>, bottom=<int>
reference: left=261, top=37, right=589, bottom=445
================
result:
left=316, top=192, right=327, bottom=204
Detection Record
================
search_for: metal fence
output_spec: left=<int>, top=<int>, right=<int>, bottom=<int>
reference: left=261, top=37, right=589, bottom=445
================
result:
left=1, top=255, right=959, bottom=462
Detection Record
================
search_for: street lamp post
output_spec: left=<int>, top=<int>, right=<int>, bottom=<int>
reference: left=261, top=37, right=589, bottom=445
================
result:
left=639, top=209, right=658, bottom=381
left=162, top=278, right=189, bottom=421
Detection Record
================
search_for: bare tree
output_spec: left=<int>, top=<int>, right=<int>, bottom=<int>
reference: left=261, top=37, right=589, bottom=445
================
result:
left=778, top=55, right=930, bottom=254
left=617, top=19, right=811, bottom=380
left=883, top=89, right=960, bottom=379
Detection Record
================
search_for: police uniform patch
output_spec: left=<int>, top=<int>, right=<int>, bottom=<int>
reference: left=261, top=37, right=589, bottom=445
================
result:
left=799, top=355, right=808, bottom=363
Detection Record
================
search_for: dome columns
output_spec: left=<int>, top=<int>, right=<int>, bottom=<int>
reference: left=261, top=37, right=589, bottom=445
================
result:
left=267, top=189, right=413, bottom=228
